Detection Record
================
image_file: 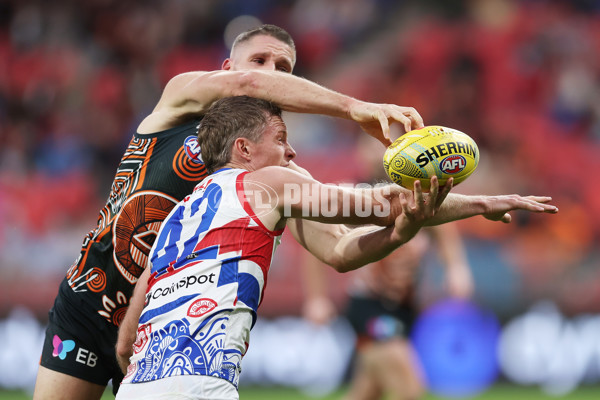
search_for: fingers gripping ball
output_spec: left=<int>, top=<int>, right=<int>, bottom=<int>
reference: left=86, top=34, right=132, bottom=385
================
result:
left=383, top=126, right=479, bottom=190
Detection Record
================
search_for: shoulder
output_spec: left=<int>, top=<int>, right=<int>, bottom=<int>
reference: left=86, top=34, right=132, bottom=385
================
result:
left=246, top=166, right=316, bottom=194
left=246, top=166, right=289, bottom=183
left=139, top=71, right=214, bottom=132
left=164, top=70, right=251, bottom=93
left=288, top=161, right=312, bottom=178
left=248, top=166, right=313, bottom=182
left=162, top=72, right=210, bottom=95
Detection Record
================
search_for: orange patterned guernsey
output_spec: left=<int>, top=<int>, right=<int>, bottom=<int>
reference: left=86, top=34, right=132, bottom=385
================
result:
left=61, top=119, right=207, bottom=327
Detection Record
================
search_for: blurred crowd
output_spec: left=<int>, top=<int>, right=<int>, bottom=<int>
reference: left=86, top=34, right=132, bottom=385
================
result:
left=1, top=0, right=599, bottom=319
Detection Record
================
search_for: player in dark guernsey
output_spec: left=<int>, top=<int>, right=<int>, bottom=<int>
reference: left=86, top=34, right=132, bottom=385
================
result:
left=33, top=24, right=425, bottom=400
left=38, top=119, right=206, bottom=390
left=68, top=123, right=206, bottom=324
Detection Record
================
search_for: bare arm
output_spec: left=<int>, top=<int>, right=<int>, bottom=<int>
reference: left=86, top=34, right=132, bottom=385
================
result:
left=300, top=252, right=338, bottom=325
left=115, top=266, right=150, bottom=374
left=426, top=192, right=558, bottom=225
left=377, top=180, right=558, bottom=225
left=249, top=166, right=451, bottom=230
left=285, top=187, right=557, bottom=271
left=285, top=178, right=446, bottom=272
left=252, top=162, right=556, bottom=271
left=281, top=163, right=437, bottom=272
left=288, top=220, right=396, bottom=272
left=140, top=71, right=423, bottom=144
left=428, top=224, right=474, bottom=299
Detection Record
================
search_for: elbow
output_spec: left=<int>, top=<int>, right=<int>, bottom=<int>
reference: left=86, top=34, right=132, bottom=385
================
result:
left=115, top=340, right=132, bottom=360
left=115, top=327, right=136, bottom=361
left=324, top=255, right=360, bottom=274
left=230, top=70, right=263, bottom=97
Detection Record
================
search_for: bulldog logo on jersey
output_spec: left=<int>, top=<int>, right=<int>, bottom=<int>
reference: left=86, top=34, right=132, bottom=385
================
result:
left=187, top=298, right=218, bottom=317
left=134, top=324, right=152, bottom=354
left=173, top=136, right=207, bottom=181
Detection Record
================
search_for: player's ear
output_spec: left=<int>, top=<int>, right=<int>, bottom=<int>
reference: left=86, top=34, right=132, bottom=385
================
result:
left=222, top=58, right=232, bottom=70
left=233, top=137, right=252, bottom=161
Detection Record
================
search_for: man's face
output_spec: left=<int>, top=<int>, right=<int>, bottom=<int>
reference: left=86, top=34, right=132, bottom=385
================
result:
left=224, top=35, right=295, bottom=73
left=248, top=115, right=296, bottom=169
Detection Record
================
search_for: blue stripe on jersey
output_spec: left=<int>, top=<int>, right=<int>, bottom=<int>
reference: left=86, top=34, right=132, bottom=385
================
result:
left=218, top=257, right=240, bottom=287
left=237, top=272, right=260, bottom=311
left=173, top=245, right=220, bottom=270
left=139, top=293, right=197, bottom=324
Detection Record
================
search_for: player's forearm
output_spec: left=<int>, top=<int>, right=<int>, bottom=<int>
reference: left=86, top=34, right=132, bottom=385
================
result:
left=159, top=71, right=361, bottom=127
left=327, top=224, right=408, bottom=272
left=234, top=70, right=356, bottom=118
left=289, top=219, right=400, bottom=273
left=115, top=268, right=150, bottom=373
left=424, top=193, right=488, bottom=225
left=278, top=171, right=400, bottom=226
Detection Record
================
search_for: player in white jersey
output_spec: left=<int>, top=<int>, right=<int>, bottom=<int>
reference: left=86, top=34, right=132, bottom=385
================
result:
left=123, top=167, right=287, bottom=390
left=116, top=96, right=558, bottom=399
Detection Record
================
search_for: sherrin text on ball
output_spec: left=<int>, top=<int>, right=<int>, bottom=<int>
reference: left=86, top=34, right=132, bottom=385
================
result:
left=383, top=126, right=479, bottom=190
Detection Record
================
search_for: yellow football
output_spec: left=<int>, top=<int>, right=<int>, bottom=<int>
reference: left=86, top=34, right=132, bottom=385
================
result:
left=383, top=126, right=479, bottom=191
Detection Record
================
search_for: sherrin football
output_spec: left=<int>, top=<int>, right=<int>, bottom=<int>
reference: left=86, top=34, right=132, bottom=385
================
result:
left=383, top=126, right=479, bottom=191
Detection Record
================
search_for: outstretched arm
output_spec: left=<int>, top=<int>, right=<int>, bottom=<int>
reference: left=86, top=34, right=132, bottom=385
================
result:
left=143, top=70, right=423, bottom=144
left=426, top=192, right=558, bottom=225
left=287, top=187, right=558, bottom=274
left=287, top=179, right=443, bottom=272
left=115, top=267, right=150, bottom=374
left=282, top=162, right=434, bottom=271
left=258, top=163, right=557, bottom=271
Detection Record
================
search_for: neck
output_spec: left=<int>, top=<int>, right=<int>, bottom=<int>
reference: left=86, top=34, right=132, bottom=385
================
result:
left=223, top=161, right=253, bottom=171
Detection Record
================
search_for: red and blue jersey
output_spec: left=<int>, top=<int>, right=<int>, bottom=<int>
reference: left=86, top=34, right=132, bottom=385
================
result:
left=123, top=168, right=284, bottom=388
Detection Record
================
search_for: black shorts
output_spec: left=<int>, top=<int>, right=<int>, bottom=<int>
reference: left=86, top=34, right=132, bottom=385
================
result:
left=345, top=295, right=416, bottom=342
left=39, top=282, right=124, bottom=393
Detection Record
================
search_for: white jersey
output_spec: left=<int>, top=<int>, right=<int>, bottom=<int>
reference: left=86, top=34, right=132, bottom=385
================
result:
left=122, top=168, right=283, bottom=389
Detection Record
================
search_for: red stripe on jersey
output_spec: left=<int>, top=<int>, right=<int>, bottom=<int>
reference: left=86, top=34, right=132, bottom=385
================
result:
left=147, top=217, right=277, bottom=289
left=235, top=172, right=284, bottom=237
left=194, top=217, right=277, bottom=280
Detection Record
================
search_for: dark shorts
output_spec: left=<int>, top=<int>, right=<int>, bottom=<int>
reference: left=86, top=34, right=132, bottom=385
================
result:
left=345, top=295, right=416, bottom=342
left=39, top=283, right=124, bottom=394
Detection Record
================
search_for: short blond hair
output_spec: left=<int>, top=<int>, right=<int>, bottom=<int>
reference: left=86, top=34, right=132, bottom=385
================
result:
left=197, top=96, right=282, bottom=173
left=231, top=24, right=296, bottom=61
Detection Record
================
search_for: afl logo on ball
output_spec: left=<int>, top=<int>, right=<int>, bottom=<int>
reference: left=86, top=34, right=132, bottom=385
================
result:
left=187, top=298, right=217, bottom=317
left=440, top=155, right=466, bottom=174
left=184, top=136, right=203, bottom=164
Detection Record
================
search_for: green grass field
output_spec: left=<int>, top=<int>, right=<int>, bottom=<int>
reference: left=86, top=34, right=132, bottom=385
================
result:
left=2, top=384, right=598, bottom=399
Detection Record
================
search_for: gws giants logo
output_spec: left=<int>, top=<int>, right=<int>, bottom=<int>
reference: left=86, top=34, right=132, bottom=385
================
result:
left=113, top=191, right=179, bottom=284
left=440, top=155, right=466, bottom=174
left=187, top=298, right=217, bottom=317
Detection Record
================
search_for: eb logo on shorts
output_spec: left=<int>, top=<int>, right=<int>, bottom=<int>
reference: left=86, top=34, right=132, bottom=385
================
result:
left=52, top=334, right=98, bottom=367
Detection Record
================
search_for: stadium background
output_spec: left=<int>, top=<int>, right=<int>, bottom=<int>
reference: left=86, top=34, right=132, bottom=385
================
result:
left=0, top=0, right=599, bottom=398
